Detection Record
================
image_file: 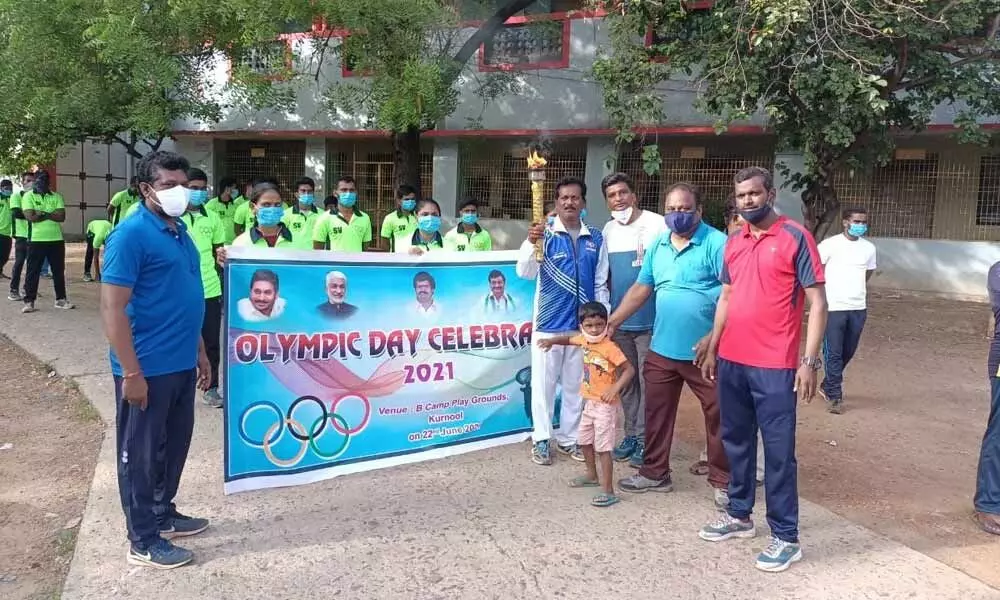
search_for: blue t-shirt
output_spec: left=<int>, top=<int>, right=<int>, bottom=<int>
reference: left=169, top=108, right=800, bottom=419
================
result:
left=102, top=203, right=205, bottom=377
left=638, top=222, right=727, bottom=361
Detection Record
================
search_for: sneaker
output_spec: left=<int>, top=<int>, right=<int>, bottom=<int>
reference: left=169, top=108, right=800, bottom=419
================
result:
left=713, top=487, right=730, bottom=510
left=619, top=473, right=673, bottom=493
left=160, top=512, right=210, bottom=540
left=82, top=273, right=94, bottom=282
left=126, top=539, right=193, bottom=570
left=7, top=291, right=21, bottom=301
left=570, top=446, right=585, bottom=462
left=202, top=388, right=224, bottom=408
left=755, top=535, right=803, bottom=572
left=555, top=443, right=575, bottom=456
left=21, top=302, right=36, bottom=314
left=54, top=299, right=75, bottom=310
left=612, top=435, right=638, bottom=462
left=628, top=440, right=645, bottom=469
left=698, top=513, right=756, bottom=542
left=531, top=440, right=552, bottom=466
left=827, top=399, right=844, bottom=414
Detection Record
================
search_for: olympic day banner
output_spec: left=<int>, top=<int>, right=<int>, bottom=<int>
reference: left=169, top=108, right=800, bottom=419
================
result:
left=223, top=247, right=537, bottom=494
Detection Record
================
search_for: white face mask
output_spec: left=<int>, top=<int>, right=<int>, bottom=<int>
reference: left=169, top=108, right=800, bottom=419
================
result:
left=611, top=207, right=633, bottom=225
left=582, top=328, right=607, bottom=344
left=153, top=185, right=190, bottom=217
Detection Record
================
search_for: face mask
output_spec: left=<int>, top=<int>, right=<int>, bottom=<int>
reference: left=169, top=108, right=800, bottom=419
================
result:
left=738, top=204, right=773, bottom=226
left=418, top=215, right=441, bottom=234
left=580, top=208, right=588, bottom=220
left=401, top=198, right=416, bottom=212
left=546, top=216, right=555, bottom=228
left=299, top=193, right=315, bottom=205
left=848, top=223, right=868, bottom=237
left=231, top=190, right=241, bottom=200
left=581, top=327, right=607, bottom=344
left=152, top=185, right=190, bottom=218
left=256, top=206, right=284, bottom=227
left=338, top=191, right=357, bottom=208
left=0, top=190, right=11, bottom=198
left=665, top=211, right=699, bottom=236
left=611, top=207, right=633, bottom=225
left=188, top=189, right=208, bottom=206
left=461, top=213, right=478, bottom=226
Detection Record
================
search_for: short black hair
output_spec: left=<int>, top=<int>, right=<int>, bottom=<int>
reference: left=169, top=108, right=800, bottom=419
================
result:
left=600, top=172, right=634, bottom=197
left=335, top=175, right=356, bottom=187
left=323, top=194, right=338, bottom=208
left=733, top=166, right=773, bottom=191
left=723, top=193, right=738, bottom=224
left=842, top=207, right=867, bottom=220
left=543, top=199, right=556, bottom=214
left=250, top=183, right=282, bottom=204
left=187, top=167, right=208, bottom=183
left=218, top=176, right=238, bottom=190
left=664, top=182, right=703, bottom=207
left=413, top=271, right=435, bottom=289
left=555, top=176, right=587, bottom=200
left=396, top=184, right=417, bottom=199
left=20, top=171, right=34, bottom=180
left=251, top=269, right=279, bottom=291
left=137, top=151, right=191, bottom=186
left=0, top=179, right=12, bottom=188
left=458, top=196, right=478, bottom=211
left=295, top=177, right=316, bottom=189
left=578, top=301, right=608, bottom=323
left=416, top=197, right=440, bottom=215
left=488, top=269, right=505, bottom=282
left=252, top=176, right=281, bottom=188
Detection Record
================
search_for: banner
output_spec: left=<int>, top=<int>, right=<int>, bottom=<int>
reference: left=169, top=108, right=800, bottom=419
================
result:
left=223, top=247, right=536, bottom=494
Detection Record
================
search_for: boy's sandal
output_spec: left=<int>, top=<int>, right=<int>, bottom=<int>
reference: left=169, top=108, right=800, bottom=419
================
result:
left=569, top=475, right=600, bottom=488
left=689, top=460, right=710, bottom=476
left=591, top=493, right=620, bottom=507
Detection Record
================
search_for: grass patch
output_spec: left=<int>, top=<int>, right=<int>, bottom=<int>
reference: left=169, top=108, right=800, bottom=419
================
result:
left=71, top=394, right=101, bottom=424
left=54, top=528, right=77, bottom=559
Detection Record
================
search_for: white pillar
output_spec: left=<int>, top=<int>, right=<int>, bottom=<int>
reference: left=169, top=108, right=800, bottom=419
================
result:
left=773, top=151, right=806, bottom=224
left=433, top=138, right=459, bottom=218
left=174, top=137, right=215, bottom=184
left=305, top=138, right=326, bottom=196
left=584, top=136, right=616, bottom=224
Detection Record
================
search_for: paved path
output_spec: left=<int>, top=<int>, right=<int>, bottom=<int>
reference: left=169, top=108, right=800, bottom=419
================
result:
left=3, top=257, right=998, bottom=600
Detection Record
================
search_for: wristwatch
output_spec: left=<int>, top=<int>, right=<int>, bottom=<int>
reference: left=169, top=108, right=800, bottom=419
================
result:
left=801, top=356, right=822, bottom=370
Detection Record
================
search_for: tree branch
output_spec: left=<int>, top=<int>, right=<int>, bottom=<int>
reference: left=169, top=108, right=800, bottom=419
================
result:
left=446, top=0, right=539, bottom=83
left=898, top=51, right=1000, bottom=91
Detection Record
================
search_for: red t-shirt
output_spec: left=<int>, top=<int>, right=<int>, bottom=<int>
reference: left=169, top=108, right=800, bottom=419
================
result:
left=719, top=215, right=825, bottom=369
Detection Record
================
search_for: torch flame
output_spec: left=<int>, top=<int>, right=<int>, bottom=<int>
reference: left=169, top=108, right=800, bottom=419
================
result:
left=526, top=150, right=547, bottom=170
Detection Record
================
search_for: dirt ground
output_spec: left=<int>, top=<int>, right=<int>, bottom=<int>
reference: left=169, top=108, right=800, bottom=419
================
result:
left=675, top=291, right=1000, bottom=588
left=0, top=335, right=103, bottom=600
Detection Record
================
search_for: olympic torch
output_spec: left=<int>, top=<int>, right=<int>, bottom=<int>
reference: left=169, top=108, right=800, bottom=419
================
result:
left=527, top=149, right=548, bottom=262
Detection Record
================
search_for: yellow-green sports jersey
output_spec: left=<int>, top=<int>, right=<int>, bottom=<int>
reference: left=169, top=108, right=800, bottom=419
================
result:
left=0, top=193, right=12, bottom=237
left=20, top=191, right=65, bottom=242
left=109, top=189, right=140, bottom=226
left=281, top=205, right=322, bottom=250
left=122, top=200, right=141, bottom=221
left=313, top=209, right=373, bottom=252
left=204, top=196, right=247, bottom=243
left=380, top=210, right=418, bottom=252
left=443, top=225, right=493, bottom=252
left=86, top=219, right=113, bottom=249
left=180, top=209, right=225, bottom=299
left=9, top=191, right=28, bottom=238
left=232, top=224, right=298, bottom=248
left=394, top=229, right=444, bottom=254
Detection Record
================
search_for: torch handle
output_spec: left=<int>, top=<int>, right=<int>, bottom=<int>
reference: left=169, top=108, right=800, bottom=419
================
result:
left=530, top=180, right=544, bottom=262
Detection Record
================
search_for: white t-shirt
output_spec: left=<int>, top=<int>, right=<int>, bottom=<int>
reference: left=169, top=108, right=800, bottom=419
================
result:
left=818, top=234, right=877, bottom=311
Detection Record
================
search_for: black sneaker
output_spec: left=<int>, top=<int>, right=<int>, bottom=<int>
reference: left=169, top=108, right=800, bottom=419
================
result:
left=127, top=539, right=193, bottom=570
left=160, top=511, right=210, bottom=540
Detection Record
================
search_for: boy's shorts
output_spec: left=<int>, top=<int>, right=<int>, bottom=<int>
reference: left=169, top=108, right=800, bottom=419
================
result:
left=577, top=401, right=618, bottom=453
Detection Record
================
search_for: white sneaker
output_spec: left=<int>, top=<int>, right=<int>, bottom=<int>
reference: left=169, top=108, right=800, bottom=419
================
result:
left=54, top=299, right=75, bottom=310
left=21, top=302, right=36, bottom=314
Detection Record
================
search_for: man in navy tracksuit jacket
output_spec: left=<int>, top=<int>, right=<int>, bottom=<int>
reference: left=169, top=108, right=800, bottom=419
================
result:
left=517, top=176, right=609, bottom=466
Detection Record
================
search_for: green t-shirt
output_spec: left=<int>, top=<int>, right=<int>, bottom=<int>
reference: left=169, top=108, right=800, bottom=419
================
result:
left=21, top=191, right=65, bottom=242
left=394, top=230, right=444, bottom=254
left=0, top=194, right=12, bottom=237
left=380, top=210, right=418, bottom=252
left=122, top=200, right=141, bottom=221
left=87, top=219, right=113, bottom=249
left=109, top=189, right=140, bottom=226
left=10, top=192, right=28, bottom=239
left=180, top=209, right=225, bottom=299
left=313, top=209, right=373, bottom=252
left=443, top=226, right=493, bottom=252
left=204, top=196, right=246, bottom=243
left=281, top=205, right=322, bottom=250
left=231, top=224, right=298, bottom=248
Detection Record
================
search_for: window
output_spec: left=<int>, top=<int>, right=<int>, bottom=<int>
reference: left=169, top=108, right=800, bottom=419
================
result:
left=460, top=0, right=586, bottom=21
left=480, top=19, right=570, bottom=71
left=232, top=41, right=291, bottom=79
left=977, top=156, right=1000, bottom=226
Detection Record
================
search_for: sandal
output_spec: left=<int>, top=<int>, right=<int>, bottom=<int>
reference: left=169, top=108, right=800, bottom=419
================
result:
left=974, top=511, right=1000, bottom=536
left=569, top=475, right=600, bottom=488
left=689, top=460, right=709, bottom=476
left=591, top=492, right=621, bottom=507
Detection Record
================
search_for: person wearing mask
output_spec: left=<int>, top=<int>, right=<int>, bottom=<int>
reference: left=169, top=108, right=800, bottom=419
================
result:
left=698, top=167, right=827, bottom=573
left=204, top=176, right=245, bottom=244
left=600, top=172, right=667, bottom=468
left=0, top=179, right=12, bottom=278
left=395, top=198, right=444, bottom=255
left=313, top=176, right=372, bottom=252
left=181, top=168, right=225, bottom=408
left=609, top=183, right=731, bottom=509
left=100, top=150, right=212, bottom=569
left=818, top=207, right=877, bottom=414
left=516, top=176, right=610, bottom=466
left=83, top=219, right=113, bottom=282
left=108, top=177, right=141, bottom=226
left=21, top=171, right=74, bottom=313
left=977, top=261, right=1000, bottom=536
left=444, top=197, right=493, bottom=251
left=229, top=184, right=300, bottom=249
left=232, top=177, right=283, bottom=237
left=7, top=172, right=35, bottom=300
left=381, top=184, right=419, bottom=252
left=283, top=176, right=321, bottom=249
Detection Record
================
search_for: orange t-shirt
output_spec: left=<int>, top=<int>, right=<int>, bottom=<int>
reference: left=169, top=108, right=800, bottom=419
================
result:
left=570, top=335, right=629, bottom=404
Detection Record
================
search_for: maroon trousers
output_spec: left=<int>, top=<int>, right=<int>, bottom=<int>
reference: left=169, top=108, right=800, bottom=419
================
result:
left=638, top=351, right=730, bottom=489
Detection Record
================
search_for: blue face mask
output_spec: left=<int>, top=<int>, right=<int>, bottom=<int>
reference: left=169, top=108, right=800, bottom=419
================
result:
left=461, top=213, right=478, bottom=226
left=580, top=208, right=588, bottom=220
left=848, top=223, right=868, bottom=237
left=256, top=206, right=284, bottom=227
left=338, top=191, right=357, bottom=207
left=738, top=204, right=772, bottom=226
left=546, top=216, right=555, bottom=228
left=401, top=198, right=416, bottom=212
left=188, top=189, right=208, bottom=206
left=299, top=193, right=315, bottom=206
left=665, top=211, right=700, bottom=236
left=418, top=215, right=441, bottom=234
left=0, top=189, right=11, bottom=198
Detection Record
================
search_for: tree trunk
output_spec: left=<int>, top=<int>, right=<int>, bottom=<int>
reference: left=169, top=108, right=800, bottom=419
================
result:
left=800, top=174, right=841, bottom=241
left=393, top=126, right=422, bottom=195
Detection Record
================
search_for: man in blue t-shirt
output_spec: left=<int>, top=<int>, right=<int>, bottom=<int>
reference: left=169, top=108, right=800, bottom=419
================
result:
left=977, top=262, right=1000, bottom=536
left=100, top=150, right=211, bottom=570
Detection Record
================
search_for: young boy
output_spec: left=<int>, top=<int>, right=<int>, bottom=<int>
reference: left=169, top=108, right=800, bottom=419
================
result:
left=538, top=302, right=635, bottom=507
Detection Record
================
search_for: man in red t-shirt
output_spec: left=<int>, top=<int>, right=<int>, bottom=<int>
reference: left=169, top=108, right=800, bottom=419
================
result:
left=697, top=167, right=828, bottom=573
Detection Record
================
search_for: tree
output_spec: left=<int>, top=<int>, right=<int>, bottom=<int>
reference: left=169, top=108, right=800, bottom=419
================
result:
left=593, top=0, right=1000, bottom=238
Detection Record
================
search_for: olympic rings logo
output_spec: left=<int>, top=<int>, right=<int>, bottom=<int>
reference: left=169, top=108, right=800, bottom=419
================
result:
left=238, top=393, right=372, bottom=467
